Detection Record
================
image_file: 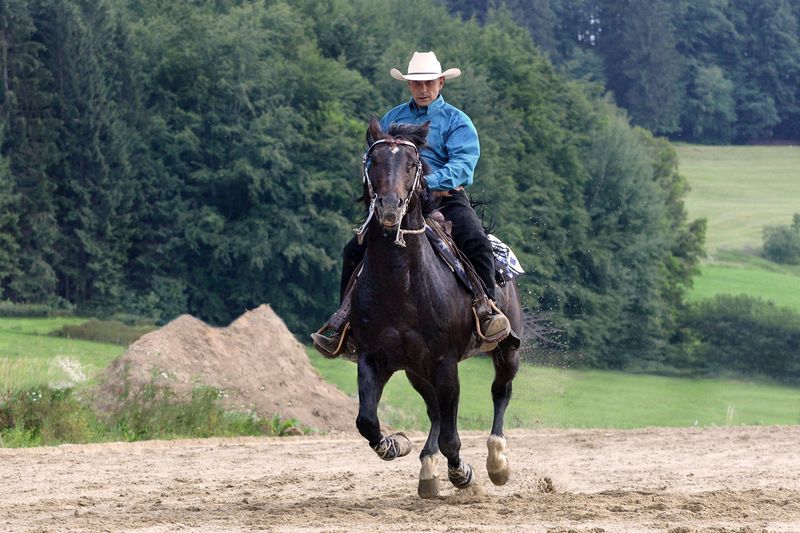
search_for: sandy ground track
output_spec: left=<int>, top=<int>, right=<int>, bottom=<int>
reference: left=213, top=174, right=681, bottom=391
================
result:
left=1, top=425, right=799, bottom=532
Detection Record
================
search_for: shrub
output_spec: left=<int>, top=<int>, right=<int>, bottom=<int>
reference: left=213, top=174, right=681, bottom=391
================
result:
left=105, top=380, right=304, bottom=441
left=762, top=214, right=800, bottom=265
left=49, top=319, right=157, bottom=346
left=1, top=381, right=306, bottom=447
left=0, top=301, right=73, bottom=318
left=681, top=294, right=800, bottom=381
left=0, top=387, right=98, bottom=446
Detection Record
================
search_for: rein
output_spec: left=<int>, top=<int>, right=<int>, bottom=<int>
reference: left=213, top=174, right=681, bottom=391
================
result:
left=354, top=138, right=425, bottom=247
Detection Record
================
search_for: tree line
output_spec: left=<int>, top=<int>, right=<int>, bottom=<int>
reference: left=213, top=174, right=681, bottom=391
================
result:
left=447, top=0, right=800, bottom=143
left=1, top=0, right=705, bottom=369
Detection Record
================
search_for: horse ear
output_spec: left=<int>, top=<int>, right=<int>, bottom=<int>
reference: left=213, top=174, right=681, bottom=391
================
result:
left=419, top=121, right=431, bottom=140
left=366, top=116, right=382, bottom=146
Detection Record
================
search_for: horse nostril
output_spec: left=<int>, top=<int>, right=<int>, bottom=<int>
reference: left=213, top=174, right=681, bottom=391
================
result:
left=377, top=197, right=384, bottom=207
left=397, top=197, right=403, bottom=208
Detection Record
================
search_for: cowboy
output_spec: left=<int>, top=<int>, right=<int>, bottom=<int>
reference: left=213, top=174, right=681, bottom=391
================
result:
left=312, top=51, right=510, bottom=357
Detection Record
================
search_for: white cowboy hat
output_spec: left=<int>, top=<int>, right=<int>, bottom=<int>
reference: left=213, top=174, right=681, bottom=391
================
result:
left=390, top=51, right=462, bottom=81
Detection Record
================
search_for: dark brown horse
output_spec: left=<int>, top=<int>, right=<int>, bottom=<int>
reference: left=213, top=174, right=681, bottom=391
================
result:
left=351, top=118, right=522, bottom=498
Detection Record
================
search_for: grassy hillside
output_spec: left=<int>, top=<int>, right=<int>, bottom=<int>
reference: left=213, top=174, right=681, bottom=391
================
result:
left=309, top=350, right=800, bottom=430
left=0, top=317, right=123, bottom=390
left=676, top=144, right=800, bottom=309
left=676, top=144, right=800, bottom=254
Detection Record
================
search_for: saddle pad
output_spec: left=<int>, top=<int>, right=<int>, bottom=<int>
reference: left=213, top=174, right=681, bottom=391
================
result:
left=487, top=234, right=526, bottom=281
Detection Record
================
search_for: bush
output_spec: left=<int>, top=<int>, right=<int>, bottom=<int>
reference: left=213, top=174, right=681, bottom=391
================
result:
left=1, top=382, right=305, bottom=447
left=681, top=294, right=800, bottom=381
left=762, top=214, right=800, bottom=265
left=0, top=386, right=98, bottom=446
left=0, top=301, right=74, bottom=318
left=50, top=318, right=157, bottom=346
left=105, top=380, right=304, bottom=441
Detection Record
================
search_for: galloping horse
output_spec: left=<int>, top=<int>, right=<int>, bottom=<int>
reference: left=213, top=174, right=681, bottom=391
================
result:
left=351, top=117, right=523, bottom=498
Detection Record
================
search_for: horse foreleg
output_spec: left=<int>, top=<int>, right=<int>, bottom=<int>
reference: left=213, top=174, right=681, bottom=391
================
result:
left=486, top=345, right=520, bottom=485
left=434, top=359, right=475, bottom=489
left=356, top=356, right=411, bottom=461
left=406, top=371, right=441, bottom=498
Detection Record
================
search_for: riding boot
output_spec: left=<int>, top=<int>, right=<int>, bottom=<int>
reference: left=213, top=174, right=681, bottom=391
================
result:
left=311, top=238, right=365, bottom=358
left=474, top=299, right=511, bottom=344
left=311, top=324, right=350, bottom=358
left=468, top=244, right=511, bottom=344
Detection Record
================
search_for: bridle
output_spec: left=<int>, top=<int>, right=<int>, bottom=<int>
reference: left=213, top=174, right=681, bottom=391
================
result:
left=354, top=138, right=425, bottom=247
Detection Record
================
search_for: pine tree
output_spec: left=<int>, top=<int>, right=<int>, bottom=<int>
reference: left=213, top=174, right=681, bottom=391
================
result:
left=597, top=0, right=683, bottom=134
left=0, top=0, right=60, bottom=303
left=728, top=0, right=800, bottom=141
left=31, top=0, right=138, bottom=309
left=0, top=144, right=20, bottom=295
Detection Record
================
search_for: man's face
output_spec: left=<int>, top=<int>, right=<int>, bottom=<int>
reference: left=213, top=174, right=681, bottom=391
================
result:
left=407, top=77, right=445, bottom=107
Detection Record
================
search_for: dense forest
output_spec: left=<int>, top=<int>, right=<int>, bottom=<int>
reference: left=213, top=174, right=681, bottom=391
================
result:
left=448, top=0, right=800, bottom=142
left=8, top=0, right=787, bottom=370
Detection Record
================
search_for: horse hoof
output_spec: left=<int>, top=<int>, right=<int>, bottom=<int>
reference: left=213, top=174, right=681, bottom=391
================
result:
left=418, top=455, right=440, bottom=499
left=418, top=477, right=440, bottom=499
left=486, top=435, right=510, bottom=486
left=448, top=459, right=475, bottom=488
left=373, top=433, right=412, bottom=461
left=488, top=468, right=509, bottom=486
left=390, top=433, right=413, bottom=457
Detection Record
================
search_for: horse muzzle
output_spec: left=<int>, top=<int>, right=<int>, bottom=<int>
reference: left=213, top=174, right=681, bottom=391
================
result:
left=378, top=208, right=403, bottom=228
left=376, top=193, right=405, bottom=228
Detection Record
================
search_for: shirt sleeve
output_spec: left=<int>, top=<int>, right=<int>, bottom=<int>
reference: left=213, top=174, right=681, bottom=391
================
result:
left=425, top=113, right=480, bottom=191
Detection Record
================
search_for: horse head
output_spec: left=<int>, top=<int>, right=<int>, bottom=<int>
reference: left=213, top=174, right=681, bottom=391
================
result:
left=361, top=117, right=429, bottom=233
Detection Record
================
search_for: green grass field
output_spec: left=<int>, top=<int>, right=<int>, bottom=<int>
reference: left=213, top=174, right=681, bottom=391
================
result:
left=0, top=317, right=124, bottom=390
left=676, top=144, right=800, bottom=307
left=3, top=316, right=800, bottom=433
left=676, top=144, right=800, bottom=254
left=309, top=350, right=800, bottom=430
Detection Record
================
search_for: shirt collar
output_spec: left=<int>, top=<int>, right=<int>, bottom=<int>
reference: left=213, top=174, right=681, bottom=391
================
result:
left=408, top=95, right=446, bottom=117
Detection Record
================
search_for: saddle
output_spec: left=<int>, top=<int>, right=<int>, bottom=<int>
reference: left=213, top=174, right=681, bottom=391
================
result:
left=313, top=213, right=524, bottom=359
left=425, top=215, right=522, bottom=353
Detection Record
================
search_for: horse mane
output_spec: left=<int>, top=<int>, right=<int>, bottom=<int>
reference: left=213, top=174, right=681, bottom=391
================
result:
left=386, top=122, right=429, bottom=149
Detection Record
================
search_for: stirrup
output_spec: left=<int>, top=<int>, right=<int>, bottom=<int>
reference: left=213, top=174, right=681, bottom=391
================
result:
left=473, top=301, right=511, bottom=344
left=311, top=322, right=351, bottom=358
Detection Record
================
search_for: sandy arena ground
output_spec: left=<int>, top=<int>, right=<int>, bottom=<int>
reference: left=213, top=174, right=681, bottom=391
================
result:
left=2, top=425, right=799, bottom=532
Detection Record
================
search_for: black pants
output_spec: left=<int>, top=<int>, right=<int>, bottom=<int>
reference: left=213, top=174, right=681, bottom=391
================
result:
left=341, top=189, right=496, bottom=301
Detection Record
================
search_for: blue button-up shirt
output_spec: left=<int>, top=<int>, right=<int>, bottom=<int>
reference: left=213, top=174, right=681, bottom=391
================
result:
left=380, top=95, right=480, bottom=191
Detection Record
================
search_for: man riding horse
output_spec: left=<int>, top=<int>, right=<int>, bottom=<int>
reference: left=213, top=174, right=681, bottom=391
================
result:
left=313, top=51, right=511, bottom=357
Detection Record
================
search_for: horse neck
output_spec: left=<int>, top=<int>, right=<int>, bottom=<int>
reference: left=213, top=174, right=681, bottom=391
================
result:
left=363, top=208, right=430, bottom=279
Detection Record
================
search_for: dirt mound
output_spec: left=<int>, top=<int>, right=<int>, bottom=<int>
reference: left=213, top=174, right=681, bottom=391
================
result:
left=94, top=304, right=357, bottom=433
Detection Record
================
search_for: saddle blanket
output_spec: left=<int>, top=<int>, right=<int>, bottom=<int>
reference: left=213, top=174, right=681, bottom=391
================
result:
left=487, top=233, right=525, bottom=282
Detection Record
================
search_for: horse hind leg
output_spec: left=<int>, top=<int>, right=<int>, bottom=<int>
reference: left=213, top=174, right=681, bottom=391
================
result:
left=486, top=343, right=520, bottom=486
